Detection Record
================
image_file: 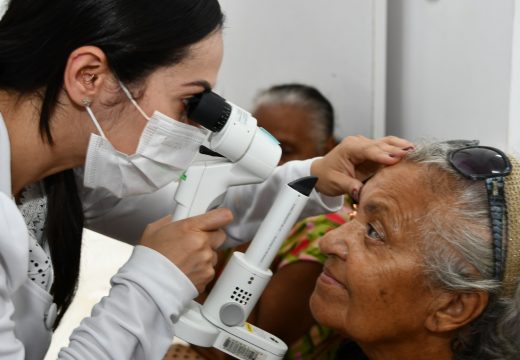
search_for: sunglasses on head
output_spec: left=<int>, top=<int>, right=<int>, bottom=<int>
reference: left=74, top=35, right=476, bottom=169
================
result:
left=448, top=145, right=512, bottom=280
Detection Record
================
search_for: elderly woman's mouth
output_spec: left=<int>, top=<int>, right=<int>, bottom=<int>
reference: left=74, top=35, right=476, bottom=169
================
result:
left=318, top=267, right=346, bottom=289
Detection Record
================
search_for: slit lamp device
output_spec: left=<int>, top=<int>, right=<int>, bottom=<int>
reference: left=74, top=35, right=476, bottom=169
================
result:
left=171, top=91, right=318, bottom=360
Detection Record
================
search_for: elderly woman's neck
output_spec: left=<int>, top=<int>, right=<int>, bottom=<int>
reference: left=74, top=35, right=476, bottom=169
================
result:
left=359, top=334, right=454, bottom=360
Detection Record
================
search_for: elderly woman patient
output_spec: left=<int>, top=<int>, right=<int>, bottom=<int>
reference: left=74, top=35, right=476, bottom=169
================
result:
left=310, top=142, right=520, bottom=360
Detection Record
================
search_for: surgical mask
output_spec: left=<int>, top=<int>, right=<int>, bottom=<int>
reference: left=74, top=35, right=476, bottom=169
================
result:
left=83, top=82, right=208, bottom=197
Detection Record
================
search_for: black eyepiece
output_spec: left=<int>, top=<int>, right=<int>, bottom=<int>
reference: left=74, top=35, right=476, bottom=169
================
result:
left=288, top=176, right=318, bottom=197
left=186, top=90, right=232, bottom=132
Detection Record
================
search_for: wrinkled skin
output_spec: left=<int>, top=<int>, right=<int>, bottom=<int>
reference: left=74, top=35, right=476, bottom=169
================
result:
left=310, top=161, right=457, bottom=360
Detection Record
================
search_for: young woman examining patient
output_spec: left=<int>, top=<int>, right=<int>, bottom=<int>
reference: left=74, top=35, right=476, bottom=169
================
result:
left=0, top=0, right=414, bottom=358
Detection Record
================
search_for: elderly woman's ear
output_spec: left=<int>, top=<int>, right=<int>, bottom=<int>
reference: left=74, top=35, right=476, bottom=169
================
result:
left=425, top=291, right=489, bottom=333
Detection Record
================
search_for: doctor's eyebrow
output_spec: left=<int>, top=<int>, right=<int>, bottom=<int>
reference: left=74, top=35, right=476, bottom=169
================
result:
left=183, top=80, right=211, bottom=91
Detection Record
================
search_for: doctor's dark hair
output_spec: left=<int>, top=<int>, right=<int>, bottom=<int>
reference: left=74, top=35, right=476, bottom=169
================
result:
left=0, top=0, right=224, bottom=328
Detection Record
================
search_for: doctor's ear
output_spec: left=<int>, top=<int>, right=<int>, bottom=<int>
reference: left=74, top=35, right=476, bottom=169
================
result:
left=63, top=46, right=113, bottom=107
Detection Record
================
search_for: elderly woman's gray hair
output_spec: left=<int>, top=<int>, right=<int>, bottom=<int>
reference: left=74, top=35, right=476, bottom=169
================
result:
left=406, top=142, right=520, bottom=359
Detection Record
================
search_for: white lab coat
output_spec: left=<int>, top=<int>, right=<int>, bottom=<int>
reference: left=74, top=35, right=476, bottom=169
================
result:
left=0, top=114, right=342, bottom=359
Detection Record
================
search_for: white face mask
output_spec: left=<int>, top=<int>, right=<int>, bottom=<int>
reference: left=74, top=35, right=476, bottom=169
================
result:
left=83, top=83, right=208, bottom=197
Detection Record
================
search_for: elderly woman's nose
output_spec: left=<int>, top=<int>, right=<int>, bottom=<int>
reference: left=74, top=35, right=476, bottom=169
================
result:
left=319, top=228, right=350, bottom=260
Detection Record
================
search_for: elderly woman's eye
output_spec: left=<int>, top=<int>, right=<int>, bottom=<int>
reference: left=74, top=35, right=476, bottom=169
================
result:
left=366, top=223, right=384, bottom=242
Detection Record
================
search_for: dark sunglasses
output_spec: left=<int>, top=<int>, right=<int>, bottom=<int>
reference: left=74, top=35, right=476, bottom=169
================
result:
left=448, top=146, right=512, bottom=280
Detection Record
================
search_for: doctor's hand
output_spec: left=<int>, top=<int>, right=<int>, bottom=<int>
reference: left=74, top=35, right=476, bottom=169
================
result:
left=139, top=208, right=233, bottom=293
left=310, top=135, right=414, bottom=201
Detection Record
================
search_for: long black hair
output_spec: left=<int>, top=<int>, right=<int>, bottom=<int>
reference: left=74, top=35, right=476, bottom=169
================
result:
left=0, top=0, right=224, bottom=328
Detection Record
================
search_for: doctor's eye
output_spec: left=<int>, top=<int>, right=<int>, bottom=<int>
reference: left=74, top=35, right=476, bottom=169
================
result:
left=182, top=97, right=196, bottom=111
left=181, top=96, right=198, bottom=111
left=366, top=223, right=385, bottom=242
left=281, top=146, right=294, bottom=156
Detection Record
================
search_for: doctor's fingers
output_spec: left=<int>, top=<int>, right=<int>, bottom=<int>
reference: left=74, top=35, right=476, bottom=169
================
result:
left=340, top=135, right=413, bottom=165
left=205, top=228, right=227, bottom=250
left=163, top=218, right=228, bottom=250
left=377, top=135, right=415, bottom=152
left=364, top=137, right=415, bottom=164
left=311, top=135, right=413, bottom=197
left=183, top=208, right=234, bottom=232
left=139, top=224, right=220, bottom=291
left=178, top=246, right=219, bottom=293
left=142, top=208, right=232, bottom=237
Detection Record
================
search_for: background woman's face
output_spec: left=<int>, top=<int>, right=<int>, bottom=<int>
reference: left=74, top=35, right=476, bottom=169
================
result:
left=310, top=162, right=439, bottom=344
left=254, top=103, right=323, bottom=163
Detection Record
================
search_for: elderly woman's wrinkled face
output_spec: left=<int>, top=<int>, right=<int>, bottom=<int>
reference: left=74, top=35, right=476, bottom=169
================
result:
left=310, top=161, right=439, bottom=343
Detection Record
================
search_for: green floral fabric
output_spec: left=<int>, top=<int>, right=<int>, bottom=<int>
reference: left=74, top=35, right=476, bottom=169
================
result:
left=275, top=201, right=352, bottom=360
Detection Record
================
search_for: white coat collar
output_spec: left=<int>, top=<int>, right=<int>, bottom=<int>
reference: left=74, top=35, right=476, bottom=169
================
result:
left=0, top=113, right=12, bottom=196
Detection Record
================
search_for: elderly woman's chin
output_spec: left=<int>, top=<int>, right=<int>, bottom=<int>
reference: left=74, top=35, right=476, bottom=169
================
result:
left=309, top=270, right=351, bottom=336
left=305, top=153, right=515, bottom=360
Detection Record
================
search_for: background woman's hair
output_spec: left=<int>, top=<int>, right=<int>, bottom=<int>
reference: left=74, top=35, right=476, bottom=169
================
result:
left=0, top=0, right=224, bottom=328
left=406, top=142, right=520, bottom=359
left=253, top=83, right=334, bottom=153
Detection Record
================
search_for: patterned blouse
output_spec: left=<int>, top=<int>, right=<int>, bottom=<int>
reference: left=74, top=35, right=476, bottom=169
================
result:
left=274, top=198, right=353, bottom=360
left=17, top=183, right=54, bottom=293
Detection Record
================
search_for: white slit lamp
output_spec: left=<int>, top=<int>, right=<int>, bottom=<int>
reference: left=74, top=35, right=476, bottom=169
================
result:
left=172, top=91, right=318, bottom=360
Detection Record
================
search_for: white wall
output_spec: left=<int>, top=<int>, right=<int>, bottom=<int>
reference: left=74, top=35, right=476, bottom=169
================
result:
left=386, top=0, right=515, bottom=150
left=216, top=0, right=381, bottom=139
left=3, top=0, right=517, bottom=150
left=0, top=0, right=383, bottom=139
left=0, top=0, right=6, bottom=17
left=509, top=0, right=520, bottom=155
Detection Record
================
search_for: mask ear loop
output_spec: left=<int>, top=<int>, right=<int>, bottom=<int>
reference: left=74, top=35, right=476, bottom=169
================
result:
left=119, top=81, right=151, bottom=121
left=83, top=98, right=108, bottom=140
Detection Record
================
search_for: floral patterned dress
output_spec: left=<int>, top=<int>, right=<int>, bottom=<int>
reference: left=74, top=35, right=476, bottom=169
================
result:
left=273, top=198, right=353, bottom=360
